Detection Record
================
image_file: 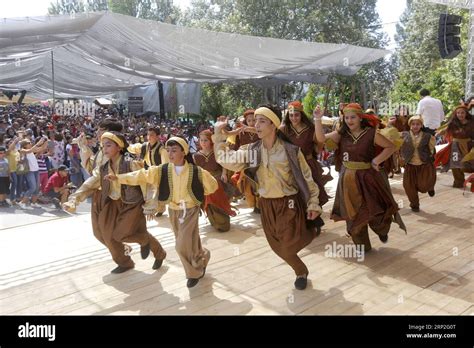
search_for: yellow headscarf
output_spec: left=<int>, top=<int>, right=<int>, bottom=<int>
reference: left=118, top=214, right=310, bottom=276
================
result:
left=166, top=136, right=189, bottom=155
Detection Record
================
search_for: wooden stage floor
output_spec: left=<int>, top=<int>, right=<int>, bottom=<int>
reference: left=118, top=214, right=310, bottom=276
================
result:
left=0, top=170, right=472, bottom=315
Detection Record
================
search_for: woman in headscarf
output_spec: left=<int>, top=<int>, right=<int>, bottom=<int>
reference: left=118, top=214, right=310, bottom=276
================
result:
left=434, top=104, right=474, bottom=188
left=314, top=103, right=406, bottom=253
left=280, top=100, right=330, bottom=206
left=194, top=129, right=236, bottom=232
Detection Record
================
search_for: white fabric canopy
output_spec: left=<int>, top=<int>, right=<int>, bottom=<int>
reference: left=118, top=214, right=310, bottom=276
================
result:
left=0, top=12, right=390, bottom=98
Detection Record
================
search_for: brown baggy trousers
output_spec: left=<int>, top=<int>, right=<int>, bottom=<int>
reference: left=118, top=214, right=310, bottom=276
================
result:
left=169, top=206, right=210, bottom=279
left=91, top=194, right=166, bottom=268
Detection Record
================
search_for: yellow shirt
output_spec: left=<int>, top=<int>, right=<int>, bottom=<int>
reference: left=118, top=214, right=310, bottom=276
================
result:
left=68, top=155, right=146, bottom=208
left=6, top=149, right=18, bottom=172
left=409, top=131, right=436, bottom=165
left=128, top=142, right=169, bottom=167
left=116, top=161, right=218, bottom=211
left=212, top=134, right=321, bottom=213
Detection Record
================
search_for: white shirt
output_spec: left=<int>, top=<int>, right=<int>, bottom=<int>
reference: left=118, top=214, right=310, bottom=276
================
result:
left=26, top=152, right=39, bottom=172
left=187, top=136, right=198, bottom=154
left=174, top=165, right=185, bottom=175
left=416, top=96, right=445, bottom=129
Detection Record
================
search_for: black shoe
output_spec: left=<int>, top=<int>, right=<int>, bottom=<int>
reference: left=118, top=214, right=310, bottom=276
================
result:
left=111, top=265, right=134, bottom=274
left=428, top=190, right=435, bottom=197
left=140, top=243, right=150, bottom=259
left=294, top=275, right=308, bottom=290
left=253, top=207, right=261, bottom=214
left=187, top=278, right=200, bottom=288
left=152, top=258, right=164, bottom=270
left=379, top=234, right=388, bottom=244
left=411, top=206, right=420, bottom=212
left=52, top=198, right=61, bottom=209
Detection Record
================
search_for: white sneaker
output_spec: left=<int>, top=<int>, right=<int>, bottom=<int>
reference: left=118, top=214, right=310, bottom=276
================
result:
left=18, top=203, right=28, bottom=209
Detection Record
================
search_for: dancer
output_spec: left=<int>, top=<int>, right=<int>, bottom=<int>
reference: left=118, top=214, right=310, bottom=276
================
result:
left=193, top=130, right=236, bottom=232
left=213, top=104, right=323, bottom=290
left=63, top=131, right=167, bottom=274
left=108, top=136, right=218, bottom=288
left=314, top=103, right=406, bottom=253
left=400, top=115, right=436, bottom=212
left=227, top=110, right=261, bottom=212
left=435, top=105, right=474, bottom=188
left=280, top=100, right=330, bottom=206
left=128, top=126, right=169, bottom=216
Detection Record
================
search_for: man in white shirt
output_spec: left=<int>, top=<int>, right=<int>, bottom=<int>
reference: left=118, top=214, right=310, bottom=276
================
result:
left=416, top=89, right=445, bottom=135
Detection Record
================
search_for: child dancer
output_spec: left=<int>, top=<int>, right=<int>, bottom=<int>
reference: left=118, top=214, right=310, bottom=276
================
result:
left=63, top=131, right=167, bottom=274
left=107, top=137, right=218, bottom=288
left=400, top=115, right=436, bottom=212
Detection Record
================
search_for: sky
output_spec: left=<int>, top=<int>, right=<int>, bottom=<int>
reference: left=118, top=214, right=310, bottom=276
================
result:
left=0, top=0, right=406, bottom=49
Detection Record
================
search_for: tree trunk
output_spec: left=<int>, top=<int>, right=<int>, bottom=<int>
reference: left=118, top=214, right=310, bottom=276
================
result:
left=360, top=81, right=366, bottom=110
left=323, top=79, right=332, bottom=115
left=350, top=80, right=356, bottom=103
left=339, top=82, right=345, bottom=104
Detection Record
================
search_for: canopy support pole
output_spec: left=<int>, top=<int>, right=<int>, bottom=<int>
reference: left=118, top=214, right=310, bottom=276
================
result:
left=51, top=50, right=55, bottom=114
left=158, top=80, right=165, bottom=120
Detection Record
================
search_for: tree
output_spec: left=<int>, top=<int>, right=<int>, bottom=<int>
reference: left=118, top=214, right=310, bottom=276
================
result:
left=48, top=0, right=108, bottom=14
left=391, top=0, right=468, bottom=113
left=108, top=0, right=180, bottom=23
left=181, top=0, right=392, bottom=119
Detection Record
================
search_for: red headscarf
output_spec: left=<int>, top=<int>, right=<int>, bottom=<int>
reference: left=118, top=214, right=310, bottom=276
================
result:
left=288, top=101, right=303, bottom=112
left=343, top=103, right=380, bottom=128
left=243, top=109, right=255, bottom=118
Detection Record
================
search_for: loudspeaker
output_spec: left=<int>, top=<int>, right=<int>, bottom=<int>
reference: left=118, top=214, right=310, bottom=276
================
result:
left=438, top=14, right=462, bottom=59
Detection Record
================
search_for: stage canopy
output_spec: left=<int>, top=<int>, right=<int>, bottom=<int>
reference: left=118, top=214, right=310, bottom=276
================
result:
left=0, top=12, right=390, bottom=98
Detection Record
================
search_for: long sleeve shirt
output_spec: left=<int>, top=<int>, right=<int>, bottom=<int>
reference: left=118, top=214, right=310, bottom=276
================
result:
left=116, top=161, right=218, bottom=211
left=212, top=133, right=321, bottom=213
left=127, top=142, right=169, bottom=166
left=67, top=156, right=150, bottom=208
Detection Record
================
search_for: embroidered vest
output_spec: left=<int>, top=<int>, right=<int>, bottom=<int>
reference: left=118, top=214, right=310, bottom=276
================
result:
left=244, top=139, right=323, bottom=229
left=140, top=142, right=162, bottom=169
left=400, top=131, right=433, bottom=164
left=244, top=140, right=311, bottom=204
left=99, top=157, right=144, bottom=207
left=157, top=163, right=204, bottom=206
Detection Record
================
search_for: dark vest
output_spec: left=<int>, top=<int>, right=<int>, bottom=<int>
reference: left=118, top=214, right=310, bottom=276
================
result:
left=140, top=142, right=162, bottom=169
left=244, top=139, right=324, bottom=230
left=99, top=157, right=144, bottom=207
left=157, top=163, right=204, bottom=206
left=400, top=131, right=433, bottom=164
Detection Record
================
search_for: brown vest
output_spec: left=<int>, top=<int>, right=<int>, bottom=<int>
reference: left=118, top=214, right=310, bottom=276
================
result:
left=244, top=139, right=311, bottom=204
left=400, top=131, right=433, bottom=164
left=99, top=157, right=144, bottom=207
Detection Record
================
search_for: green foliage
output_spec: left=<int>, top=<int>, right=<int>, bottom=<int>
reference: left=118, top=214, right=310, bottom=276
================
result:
left=391, top=0, right=468, bottom=114
left=180, top=0, right=392, bottom=119
left=48, top=0, right=109, bottom=14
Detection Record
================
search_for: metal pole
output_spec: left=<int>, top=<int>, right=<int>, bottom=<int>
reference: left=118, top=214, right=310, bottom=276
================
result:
left=158, top=80, right=165, bottom=120
left=51, top=50, right=55, bottom=113
left=465, top=0, right=473, bottom=97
